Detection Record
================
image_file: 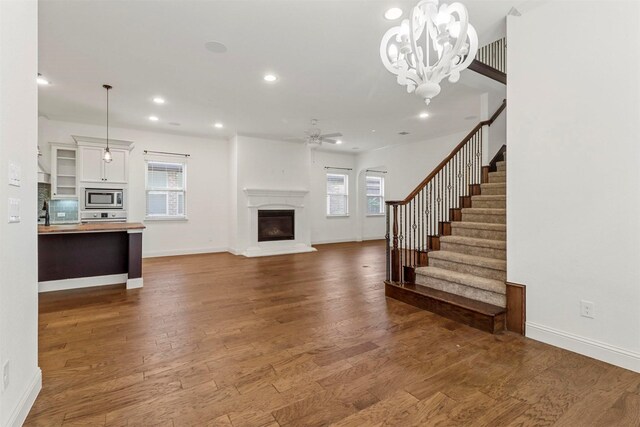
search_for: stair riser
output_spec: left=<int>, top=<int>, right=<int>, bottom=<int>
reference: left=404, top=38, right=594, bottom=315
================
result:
left=471, top=199, right=506, bottom=209
left=415, top=274, right=506, bottom=307
left=497, top=164, right=506, bottom=172
left=462, top=213, right=506, bottom=224
left=429, top=258, right=506, bottom=281
left=480, top=185, right=506, bottom=195
left=488, top=174, right=506, bottom=183
left=451, top=227, right=506, bottom=240
left=440, top=242, right=506, bottom=260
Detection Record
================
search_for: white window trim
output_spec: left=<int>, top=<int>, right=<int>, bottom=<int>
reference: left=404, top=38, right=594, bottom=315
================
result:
left=326, top=172, right=350, bottom=217
left=144, top=159, right=188, bottom=221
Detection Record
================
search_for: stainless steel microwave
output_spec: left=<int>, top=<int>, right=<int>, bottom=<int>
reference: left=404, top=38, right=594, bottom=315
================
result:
left=84, top=188, right=124, bottom=209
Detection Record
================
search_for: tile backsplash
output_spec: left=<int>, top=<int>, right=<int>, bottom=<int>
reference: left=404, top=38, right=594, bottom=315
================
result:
left=49, top=199, right=79, bottom=223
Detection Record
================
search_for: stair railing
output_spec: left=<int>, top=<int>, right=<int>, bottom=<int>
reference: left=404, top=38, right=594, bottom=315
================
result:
left=385, top=100, right=506, bottom=284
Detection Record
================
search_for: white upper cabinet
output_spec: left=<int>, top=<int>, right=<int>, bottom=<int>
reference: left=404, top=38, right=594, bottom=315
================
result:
left=78, top=146, right=104, bottom=183
left=104, top=149, right=128, bottom=184
left=73, top=136, right=133, bottom=185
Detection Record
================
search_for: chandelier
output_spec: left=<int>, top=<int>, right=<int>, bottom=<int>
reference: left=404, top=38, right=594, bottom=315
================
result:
left=380, top=0, right=478, bottom=105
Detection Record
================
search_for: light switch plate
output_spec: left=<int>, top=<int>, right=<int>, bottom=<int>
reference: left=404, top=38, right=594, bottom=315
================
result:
left=8, top=162, right=21, bottom=187
left=8, top=198, right=20, bottom=223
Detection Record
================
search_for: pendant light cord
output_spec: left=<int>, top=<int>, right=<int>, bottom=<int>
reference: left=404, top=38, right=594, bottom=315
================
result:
left=103, top=84, right=112, bottom=152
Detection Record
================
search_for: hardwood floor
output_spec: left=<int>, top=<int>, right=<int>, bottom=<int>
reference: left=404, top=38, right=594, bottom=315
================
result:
left=26, top=241, right=640, bottom=426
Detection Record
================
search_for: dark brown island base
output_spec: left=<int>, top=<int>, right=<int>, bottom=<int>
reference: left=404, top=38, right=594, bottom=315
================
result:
left=37, top=222, right=145, bottom=292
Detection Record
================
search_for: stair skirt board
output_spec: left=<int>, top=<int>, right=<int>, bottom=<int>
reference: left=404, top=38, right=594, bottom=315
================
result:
left=385, top=282, right=506, bottom=334
left=415, top=272, right=506, bottom=307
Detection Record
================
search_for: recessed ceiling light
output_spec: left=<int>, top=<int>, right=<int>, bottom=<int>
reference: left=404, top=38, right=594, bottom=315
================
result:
left=264, top=74, right=278, bottom=82
left=371, top=129, right=376, bottom=133
left=37, top=74, right=50, bottom=85
left=214, top=122, right=224, bottom=129
left=384, top=7, right=403, bottom=20
left=204, top=41, right=228, bottom=54
left=335, top=140, right=343, bottom=145
left=419, top=112, right=429, bottom=119
left=149, top=116, right=159, bottom=122
left=153, top=97, right=165, bottom=104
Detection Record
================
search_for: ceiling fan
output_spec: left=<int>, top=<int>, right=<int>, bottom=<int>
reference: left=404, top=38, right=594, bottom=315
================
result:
left=292, top=119, right=342, bottom=146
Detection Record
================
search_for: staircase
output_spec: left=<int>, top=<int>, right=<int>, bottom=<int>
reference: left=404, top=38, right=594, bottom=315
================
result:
left=415, top=160, right=506, bottom=308
left=384, top=103, right=509, bottom=334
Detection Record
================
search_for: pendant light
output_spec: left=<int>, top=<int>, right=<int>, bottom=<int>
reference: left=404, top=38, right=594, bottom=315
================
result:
left=103, top=84, right=113, bottom=163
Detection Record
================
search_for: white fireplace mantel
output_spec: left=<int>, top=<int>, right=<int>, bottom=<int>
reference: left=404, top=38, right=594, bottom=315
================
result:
left=241, top=188, right=316, bottom=257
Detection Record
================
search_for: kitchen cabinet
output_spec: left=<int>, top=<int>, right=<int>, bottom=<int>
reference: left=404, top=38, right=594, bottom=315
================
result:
left=78, top=145, right=129, bottom=184
left=50, top=144, right=77, bottom=199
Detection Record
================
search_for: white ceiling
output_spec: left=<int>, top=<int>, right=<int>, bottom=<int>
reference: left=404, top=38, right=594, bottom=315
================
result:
left=38, top=0, right=517, bottom=152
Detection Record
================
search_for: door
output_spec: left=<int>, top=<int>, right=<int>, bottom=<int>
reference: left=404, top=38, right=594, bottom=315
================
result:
left=79, top=146, right=105, bottom=183
left=104, top=149, right=128, bottom=183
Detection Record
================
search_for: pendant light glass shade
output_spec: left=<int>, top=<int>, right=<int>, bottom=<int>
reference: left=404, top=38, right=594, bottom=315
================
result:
left=103, top=84, right=113, bottom=163
left=103, top=147, right=112, bottom=163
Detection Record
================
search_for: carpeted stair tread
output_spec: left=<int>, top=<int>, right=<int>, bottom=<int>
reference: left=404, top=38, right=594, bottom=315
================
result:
left=415, top=266, right=506, bottom=294
left=471, top=195, right=506, bottom=201
left=428, top=250, right=506, bottom=271
left=451, top=222, right=506, bottom=231
left=461, top=208, right=506, bottom=215
left=480, top=183, right=506, bottom=189
left=389, top=283, right=506, bottom=316
left=439, top=235, right=506, bottom=250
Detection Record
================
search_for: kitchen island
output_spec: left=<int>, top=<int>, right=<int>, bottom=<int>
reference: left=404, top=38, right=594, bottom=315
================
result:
left=38, top=222, right=145, bottom=292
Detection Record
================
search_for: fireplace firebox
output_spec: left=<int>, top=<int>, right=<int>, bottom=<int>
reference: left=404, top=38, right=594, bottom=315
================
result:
left=257, top=210, right=295, bottom=242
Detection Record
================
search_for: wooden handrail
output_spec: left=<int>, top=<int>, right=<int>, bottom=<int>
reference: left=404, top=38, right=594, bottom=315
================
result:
left=386, top=99, right=506, bottom=206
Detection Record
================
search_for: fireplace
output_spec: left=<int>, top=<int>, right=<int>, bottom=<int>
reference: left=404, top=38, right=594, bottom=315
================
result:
left=258, top=210, right=295, bottom=242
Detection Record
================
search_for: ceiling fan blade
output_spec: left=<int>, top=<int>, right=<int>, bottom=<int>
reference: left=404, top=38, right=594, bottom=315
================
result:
left=323, top=139, right=338, bottom=144
left=320, top=132, right=342, bottom=138
left=283, top=137, right=307, bottom=143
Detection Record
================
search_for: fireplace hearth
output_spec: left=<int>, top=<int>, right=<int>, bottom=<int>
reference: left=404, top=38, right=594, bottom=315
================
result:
left=258, top=210, right=295, bottom=242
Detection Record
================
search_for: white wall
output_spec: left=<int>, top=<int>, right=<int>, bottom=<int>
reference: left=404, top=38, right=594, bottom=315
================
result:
left=356, top=131, right=467, bottom=241
left=309, top=150, right=358, bottom=244
left=39, top=118, right=230, bottom=257
left=508, top=2, right=640, bottom=372
left=0, top=0, right=41, bottom=425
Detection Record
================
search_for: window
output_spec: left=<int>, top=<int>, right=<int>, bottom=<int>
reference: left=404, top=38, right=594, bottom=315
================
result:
left=366, top=175, right=385, bottom=215
left=326, top=173, right=349, bottom=216
left=145, top=161, right=187, bottom=219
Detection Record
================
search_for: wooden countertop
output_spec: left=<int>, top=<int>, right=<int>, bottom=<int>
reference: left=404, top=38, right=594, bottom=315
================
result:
left=38, top=222, right=146, bottom=235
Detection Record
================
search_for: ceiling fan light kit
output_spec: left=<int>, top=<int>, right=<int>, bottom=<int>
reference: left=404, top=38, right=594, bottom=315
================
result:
left=380, top=0, right=478, bottom=105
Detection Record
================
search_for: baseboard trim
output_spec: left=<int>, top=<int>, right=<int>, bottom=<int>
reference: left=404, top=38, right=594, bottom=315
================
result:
left=6, top=368, right=41, bottom=427
left=526, top=322, right=640, bottom=373
left=311, top=237, right=384, bottom=245
left=39, top=274, right=128, bottom=293
left=126, top=277, right=143, bottom=289
left=143, top=247, right=230, bottom=258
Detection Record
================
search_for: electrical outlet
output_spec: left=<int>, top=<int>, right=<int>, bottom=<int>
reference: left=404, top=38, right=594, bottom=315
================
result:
left=580, top=300, right=595, bottom=318
left=2, top=360, right=9, bottom=391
